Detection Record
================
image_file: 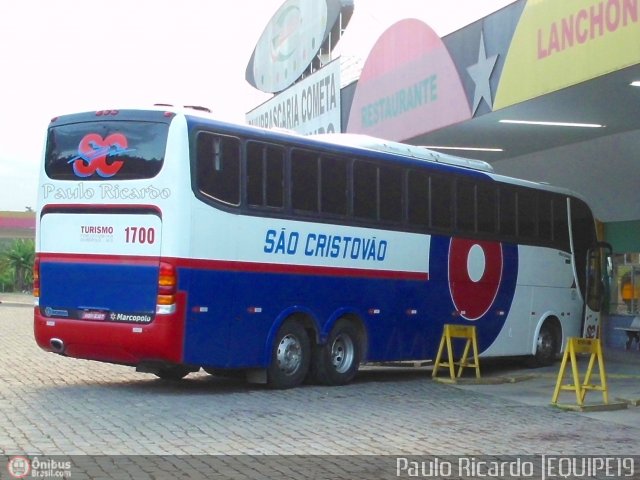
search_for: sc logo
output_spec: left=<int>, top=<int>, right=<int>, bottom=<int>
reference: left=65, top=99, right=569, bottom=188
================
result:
left=69, top=133, right=133, bottom=178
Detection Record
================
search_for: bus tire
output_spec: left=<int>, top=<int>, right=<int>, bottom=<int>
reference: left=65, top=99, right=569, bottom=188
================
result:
left=530, top=321, right=560, bottom=367
left=154, top=365, right=191, bottom=380
left=312, top=320, right=361, bottom=386
left=267, top=320, right=310, bottom=389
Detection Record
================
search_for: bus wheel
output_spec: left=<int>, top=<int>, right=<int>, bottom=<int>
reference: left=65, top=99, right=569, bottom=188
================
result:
left=530, top=322, right=559, bottom=367
left=313, top=320, right=361, bottom=386
left=154, top=365, right=191, bottom=380
left=267, top=320, right=310, bottom=389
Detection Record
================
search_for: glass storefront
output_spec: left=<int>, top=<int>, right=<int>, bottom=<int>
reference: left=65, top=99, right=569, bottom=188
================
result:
left=605, top=252, right=640, bottom=356
left=609, top=254, right=640, bottom=316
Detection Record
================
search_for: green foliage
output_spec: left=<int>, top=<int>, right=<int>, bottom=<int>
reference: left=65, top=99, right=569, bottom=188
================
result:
left=0, top=264, right=13, bottom=292
left=0, top=239, right=35, bottom=292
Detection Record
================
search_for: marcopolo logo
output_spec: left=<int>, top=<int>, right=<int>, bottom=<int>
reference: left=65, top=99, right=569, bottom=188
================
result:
left=69, top=133, right=135, bottom=178
left=109, top=312, right=153, bottom=323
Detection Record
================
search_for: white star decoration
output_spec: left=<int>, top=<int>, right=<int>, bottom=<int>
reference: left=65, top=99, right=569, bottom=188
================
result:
left=467, top=32, right=499, bottom=115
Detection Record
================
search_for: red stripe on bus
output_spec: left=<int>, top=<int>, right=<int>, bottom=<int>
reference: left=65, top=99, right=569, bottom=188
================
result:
left=38, top=252, right=160, bottom=266
left=169, top=257, right=429, bottom=281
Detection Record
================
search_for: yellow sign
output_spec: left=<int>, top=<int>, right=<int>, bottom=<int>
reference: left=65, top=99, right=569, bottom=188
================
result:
left=432, top=324, right=480, bottom=382
left=551, top=337, right=608, bottom=407
left=494, top=0, right=640, bottom=109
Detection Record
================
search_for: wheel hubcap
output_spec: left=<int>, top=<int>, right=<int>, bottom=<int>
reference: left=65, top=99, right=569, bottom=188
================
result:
left=276, top=334, right=302, bottom=375
left=537, top=329, right=553, bottom=357
left=331, top=333, right=355, bottom=374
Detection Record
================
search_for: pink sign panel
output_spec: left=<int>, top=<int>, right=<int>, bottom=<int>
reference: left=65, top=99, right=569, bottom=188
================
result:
left=347, top=19, right=471, bottom=141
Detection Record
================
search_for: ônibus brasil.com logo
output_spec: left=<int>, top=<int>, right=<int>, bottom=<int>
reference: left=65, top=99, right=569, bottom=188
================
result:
left=7, top=456, right=30, bottom=478
left=7, top=456, right=72, bottom=478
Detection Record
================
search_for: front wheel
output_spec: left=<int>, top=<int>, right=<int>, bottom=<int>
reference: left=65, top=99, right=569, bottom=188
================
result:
left=530, top=322, right=559, bottom=367
left=267, top=320, right=311, bottom=389
left=312, top=320, right=361, bottom=386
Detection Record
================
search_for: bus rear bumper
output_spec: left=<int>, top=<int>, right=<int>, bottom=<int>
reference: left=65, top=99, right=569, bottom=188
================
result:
left=33, top=296, right=185, bottom=366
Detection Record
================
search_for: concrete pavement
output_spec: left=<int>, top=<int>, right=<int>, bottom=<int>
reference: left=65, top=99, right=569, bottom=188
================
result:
left=1, top=298, right=639, bottom=478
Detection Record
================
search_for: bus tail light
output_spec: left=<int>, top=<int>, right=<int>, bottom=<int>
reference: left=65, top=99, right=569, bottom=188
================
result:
left=157, top=261, right=177, bottom=314
left=33, top=255, right=41, bottom=299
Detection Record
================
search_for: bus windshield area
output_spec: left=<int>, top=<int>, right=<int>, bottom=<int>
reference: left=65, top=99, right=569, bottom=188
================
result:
left=45, top=120, right=169, bottom=181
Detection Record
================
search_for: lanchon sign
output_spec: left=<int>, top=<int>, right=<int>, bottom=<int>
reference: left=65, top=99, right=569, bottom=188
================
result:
left=494, top=0, right=640, bottom=109
left=246, top=0, right=353, bottom=93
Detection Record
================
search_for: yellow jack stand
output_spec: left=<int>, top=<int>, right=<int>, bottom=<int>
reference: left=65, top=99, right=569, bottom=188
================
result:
left=551, top=337, right=608, bottom=407
left=432, top=324, right=480, bottom=382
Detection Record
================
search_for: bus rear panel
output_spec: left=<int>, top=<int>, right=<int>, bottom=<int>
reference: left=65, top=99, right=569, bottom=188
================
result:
left=34, top=110, right=185, bottom=368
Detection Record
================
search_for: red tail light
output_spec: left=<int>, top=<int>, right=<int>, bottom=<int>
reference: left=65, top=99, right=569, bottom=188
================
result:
left=33, top=255, right=41, bottom=298
left=157, top=261, right=177, bottom=311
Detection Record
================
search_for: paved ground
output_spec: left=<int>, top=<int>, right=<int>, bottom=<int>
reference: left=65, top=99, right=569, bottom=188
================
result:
left=1, top=295, right=639, bottom=479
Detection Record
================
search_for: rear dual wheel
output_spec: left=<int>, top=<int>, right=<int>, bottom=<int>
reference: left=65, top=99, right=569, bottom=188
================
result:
left=267, top=320, right=311, bottom=389
left=266, top=319, right=361, bottom=388
left=312, top=320, right=361, bottom=386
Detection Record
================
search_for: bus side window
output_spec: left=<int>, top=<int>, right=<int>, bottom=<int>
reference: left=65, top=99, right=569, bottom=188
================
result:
left=246, top=143, right=264, bottom=207
left=196, top=132, right=240, bottom=205
left=518, top=190, right=537, bottom=239
left=320, top=155, right=348, bottom=216
left=291, top=149, right=319, bottom=213
left=379, top=165, right=403, bottom=223
left=431, top=175, right=453, bottom=230
left=456, top=179, right=476, bottom=233
left=353, top=160, right=378, bottom=220
left=477, top=182, right=497, bottom=234
left=538, top=194, right=553, bottom=241
left=265, top=146, right=285, bottom=208
left=554, top=198, right=570, bottom=251
left=499, top=188, right=517, bottom=237
left=571, top=198, right=597, bottom=295
left=408, top=170, right=429, bottom=228
left=247, top=142, right=284, bottom=209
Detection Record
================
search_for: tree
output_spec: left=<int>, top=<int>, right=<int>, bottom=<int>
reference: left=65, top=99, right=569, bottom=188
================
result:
left=1, top=239, right=35, bottom=292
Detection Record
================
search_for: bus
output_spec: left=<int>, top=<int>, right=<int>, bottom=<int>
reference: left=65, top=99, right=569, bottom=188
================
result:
left=34, top=106, right=607, bottom=388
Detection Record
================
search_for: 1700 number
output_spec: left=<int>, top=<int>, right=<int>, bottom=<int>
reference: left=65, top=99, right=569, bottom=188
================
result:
left=125, top=227, right=156, bottom=244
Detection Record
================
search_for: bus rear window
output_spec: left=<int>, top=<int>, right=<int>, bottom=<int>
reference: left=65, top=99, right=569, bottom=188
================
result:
left=45, top=121, right=169, bottom=180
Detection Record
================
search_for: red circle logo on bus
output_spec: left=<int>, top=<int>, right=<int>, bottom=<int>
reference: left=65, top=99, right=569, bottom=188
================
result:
left=71, top=133, right=129, bottom=178
left=448, top=238, right=503, bottom=320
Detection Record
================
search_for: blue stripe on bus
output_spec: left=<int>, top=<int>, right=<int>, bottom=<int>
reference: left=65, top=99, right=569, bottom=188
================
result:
left=179, top=238, right=519, bottom=368
left=40, top=261, right=159, bottom=314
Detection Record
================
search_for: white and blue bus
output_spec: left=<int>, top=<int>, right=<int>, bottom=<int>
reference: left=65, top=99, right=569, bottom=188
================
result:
left=34, top=106, right=607, bottom=388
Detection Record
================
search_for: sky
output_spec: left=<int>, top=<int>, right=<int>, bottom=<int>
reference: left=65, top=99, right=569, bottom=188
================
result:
left=0, top=0, right=514, bottom=212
